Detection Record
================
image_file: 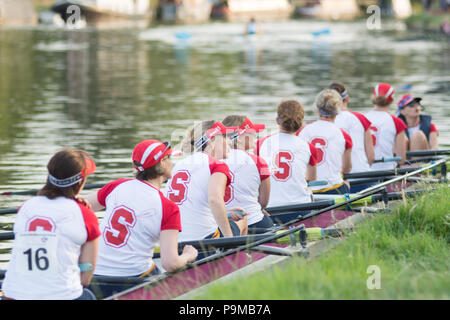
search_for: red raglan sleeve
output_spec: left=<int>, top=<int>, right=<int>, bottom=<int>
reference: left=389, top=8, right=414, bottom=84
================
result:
left=77, top=202, right=101, bottom=242
left=160, top=194, right=182, bottom=232
left=340, top=129, right=353, bottom=149
left=248, top=154, right=271, bottom=181
left=97, top=179, right=131, bottom=207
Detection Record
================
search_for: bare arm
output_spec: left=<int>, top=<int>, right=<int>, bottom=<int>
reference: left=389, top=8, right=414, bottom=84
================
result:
left=84, top=192, right=105, bottom=212
left=78, top=238, right=99, bottom=287
left=364, top=129, right=375, bottom=165
left=342, top=148, right=352, bottom=174
left=395, top=131, right=407, bottom=165
left=257, top=178, right=270, bottom=209
left=305, top=164, right=317, bottom=181
left=208, top=172, right=233, bottom=237
left=429, top=131, right=438, bottom=150
left=159, top=230, right=198, bottom=273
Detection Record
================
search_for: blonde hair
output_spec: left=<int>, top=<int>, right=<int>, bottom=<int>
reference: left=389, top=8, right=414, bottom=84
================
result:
left=181, top=120, right=216, bottom=153
left=315, top=89, right=342, bottom=118
left=277, top=100, right=304, bottom=133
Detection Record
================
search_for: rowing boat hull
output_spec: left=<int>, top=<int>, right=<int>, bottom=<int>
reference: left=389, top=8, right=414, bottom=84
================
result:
left=106, top=206, right=359, bottom=300
left=106, top=180, right=419, bottom=300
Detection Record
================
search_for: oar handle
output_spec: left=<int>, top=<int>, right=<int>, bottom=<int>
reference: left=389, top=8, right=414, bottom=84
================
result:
left=373, top=157, right=402, bottom=163
left=307, top=180, right=328, bottom=187
left=406, top=149, right=450, bottom=158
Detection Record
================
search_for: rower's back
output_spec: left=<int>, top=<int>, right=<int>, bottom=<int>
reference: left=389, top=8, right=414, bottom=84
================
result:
left=257, top=132, right=315, bottom=207
left=335, top=110, right=372, bottom=173
left=365, top=110, right=406, bottom=170
left=298, top=120, right=352, bottom=192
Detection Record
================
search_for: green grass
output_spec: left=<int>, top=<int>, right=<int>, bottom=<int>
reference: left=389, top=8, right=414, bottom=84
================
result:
left=194, top=184, right=450, bottom=300
left=405, top=12, right=449, bottom=31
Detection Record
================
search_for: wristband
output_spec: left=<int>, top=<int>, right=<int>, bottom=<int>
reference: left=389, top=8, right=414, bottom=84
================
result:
left=78, top=263, right=93, bottom=272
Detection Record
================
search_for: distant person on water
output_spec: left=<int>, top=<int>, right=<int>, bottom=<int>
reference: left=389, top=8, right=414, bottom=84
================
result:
left=86, top=140, right=198, bottom=278
left=365, top=83, right=407, bottom=171
left=246, top=17, right=261, bottom=35
left=256, top=100, right=319, bottom=207
left=396, top=94, right=439, bottom=150
left=165, top=121, right=248, bottom=241
left=297, top=89, right=353, bottom=195
left=221, top=115, right=274, bottom=231
left=1, top=149, right=100, bottom=300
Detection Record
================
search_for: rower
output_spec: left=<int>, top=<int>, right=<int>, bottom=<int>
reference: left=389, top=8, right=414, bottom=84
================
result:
left=1, top=149, right=100, bottom=300
left=330, top=82, right=375, bottom=193
left=396, top=94, right=439, bottom=151
left=245, top=17, right=260, bottom=35
left=297, top=89, right=353, bottom=195
left=221, top=115, right=274, bottom=231
left=365, top=83, right=407, bottom=170
left=164, top=121, right=248, bottom=241
left=85, top=140, right=198, bottom=278
left=256, top=100, right=318, bottom=207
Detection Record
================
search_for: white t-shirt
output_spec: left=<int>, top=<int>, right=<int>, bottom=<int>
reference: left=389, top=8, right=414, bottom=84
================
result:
left=2, top=196, right=100, bottom=300
left=94, top=179, right=181, bottom=277
left=164, top=152, right=231, bottom=241
left=297, top=120, right=353, bottom=191
left=256, top=132, right=318, bottom=207
left=365, top=110, right=407, bottom=171
left=223, top=149, right=271, bottom=225
left=335, top=110, right=372, bottom=173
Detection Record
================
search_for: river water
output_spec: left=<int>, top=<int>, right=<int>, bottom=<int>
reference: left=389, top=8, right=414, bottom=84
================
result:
left=0, top=20, right=449, bottom=268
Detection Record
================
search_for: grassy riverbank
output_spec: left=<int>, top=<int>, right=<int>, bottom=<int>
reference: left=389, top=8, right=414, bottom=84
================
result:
left=405, top=12, right=448, bottom=32
left=195, top=184, right=450, bottom=300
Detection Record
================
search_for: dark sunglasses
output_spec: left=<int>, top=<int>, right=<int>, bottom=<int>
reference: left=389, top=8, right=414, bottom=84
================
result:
left=405, top=102, right=425, bottom=111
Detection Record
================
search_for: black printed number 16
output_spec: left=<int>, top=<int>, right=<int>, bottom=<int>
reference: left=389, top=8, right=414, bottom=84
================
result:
left=23, top=248, right=49, bottom=271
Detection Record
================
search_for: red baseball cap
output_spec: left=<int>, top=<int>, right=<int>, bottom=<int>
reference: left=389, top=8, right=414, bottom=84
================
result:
left=373, top=83, right=395, bottom=102
left=81, top=157, right=96, bottom=178
left=238, top=117, right=265, bottom=135
left=132, top=140, right=172, bottom=171
left=230, top=117, right=265, bottom=140
left=397, top=94, right=422, bottom=109
left=194, top=121, right=237, bottom=150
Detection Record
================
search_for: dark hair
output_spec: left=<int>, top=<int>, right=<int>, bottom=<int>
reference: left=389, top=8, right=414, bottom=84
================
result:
left=222, top=115, right=246, bottom=127
left=277, top=100, right=304, bottom=132
left=38, top=149, right=90, bottom=200
left=134, top=162, right=165, bottom=181
left=329, top=82, right=346, bottom=95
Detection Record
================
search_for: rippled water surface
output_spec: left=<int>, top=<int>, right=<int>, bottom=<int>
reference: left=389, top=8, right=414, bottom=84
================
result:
left=0, top=20, right=449, bottom=267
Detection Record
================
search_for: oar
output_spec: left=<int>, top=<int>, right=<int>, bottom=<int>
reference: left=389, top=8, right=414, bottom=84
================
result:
left=265, top=188, right=425, bottom=216
left=0, top=208, right=20, bottom=215
left=267, top=159, right=446, bottom=215
left=0, top=183, right=106, bottom=196
left=373, top=157, right=402, bottom=163
left=0, top=231, right=14, bottom=241
left=356, top=158, right=447, bottom=195
left=405, top=156, right=445, bottom=165
left=343, top=161, right=443, bottom=180
left=406, top=149, right=450, bottom=158
left=307, top=180, right=328, bottom=187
